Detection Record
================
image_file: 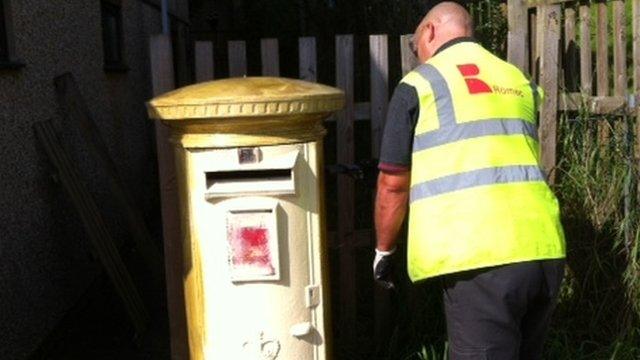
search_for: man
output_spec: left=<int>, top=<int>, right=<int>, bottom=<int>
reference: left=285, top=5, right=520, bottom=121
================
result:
left=372, top=2, right=566, bottom=359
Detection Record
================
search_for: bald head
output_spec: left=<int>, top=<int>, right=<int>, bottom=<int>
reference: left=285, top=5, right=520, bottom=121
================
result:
left=412, top=2, right=473, bottom=62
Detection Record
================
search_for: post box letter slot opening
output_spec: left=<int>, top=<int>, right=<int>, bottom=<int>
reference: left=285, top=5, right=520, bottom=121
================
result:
left=205, top=150, right=298, bottom=198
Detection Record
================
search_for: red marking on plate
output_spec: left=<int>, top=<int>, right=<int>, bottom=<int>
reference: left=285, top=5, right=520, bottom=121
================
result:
left=235, top=227, right=271, bottom=267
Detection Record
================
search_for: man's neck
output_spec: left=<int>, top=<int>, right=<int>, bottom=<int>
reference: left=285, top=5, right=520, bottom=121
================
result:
left=433, top=36, right=476, bottom=57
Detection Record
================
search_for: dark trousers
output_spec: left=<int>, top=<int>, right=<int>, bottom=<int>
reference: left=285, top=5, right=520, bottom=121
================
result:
left=442, top=259, right=565, bottom=360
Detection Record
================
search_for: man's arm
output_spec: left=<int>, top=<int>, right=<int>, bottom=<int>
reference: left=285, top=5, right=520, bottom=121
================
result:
left=375, top=170, right=410, bottom=251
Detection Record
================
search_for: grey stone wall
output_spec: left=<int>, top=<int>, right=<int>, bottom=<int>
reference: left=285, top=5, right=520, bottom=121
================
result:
left=0, top=1, right=185, bottom=358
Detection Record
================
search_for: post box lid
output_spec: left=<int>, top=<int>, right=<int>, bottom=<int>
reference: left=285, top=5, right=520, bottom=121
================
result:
left=147, top=77, right=344, bottom=120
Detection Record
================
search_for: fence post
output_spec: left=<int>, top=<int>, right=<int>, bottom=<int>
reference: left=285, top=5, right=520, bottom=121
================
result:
left=261, top=38, right=280, bottom=76
left=195, top=40, right=214, bottom=82
left=400, top=34, right=419, bottom=76
left=369, top=35, right=388, bottom=159
left=507, top=0, right=528, bottom=71
left=149, top=34, right=190, bottom=360
left=336, top=34, right=356, bottom=355
left=579, top=2, right=592, bottom=95
left=369, top=33, right=392, bottom=356
left=228, top=40, right=247, bottom=77
left=537, top=5, right=561, bottom=182
left=299, top=37, right=317, bottom=82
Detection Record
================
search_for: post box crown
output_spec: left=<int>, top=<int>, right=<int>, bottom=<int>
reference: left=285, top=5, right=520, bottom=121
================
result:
left=147, top=77, right=345, bottom=120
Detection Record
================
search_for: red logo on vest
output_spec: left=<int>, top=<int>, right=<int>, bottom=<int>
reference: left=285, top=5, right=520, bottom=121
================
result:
left=457, top=64, right=493, bottom=94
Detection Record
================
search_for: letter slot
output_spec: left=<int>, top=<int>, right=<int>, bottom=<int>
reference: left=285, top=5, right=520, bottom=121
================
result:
left=205, top=149, right=298, bottom=198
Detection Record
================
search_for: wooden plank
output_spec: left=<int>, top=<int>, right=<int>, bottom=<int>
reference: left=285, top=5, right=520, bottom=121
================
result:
left=228, top=40, right=247, bottom=77
left=34, top=120, right=149, bottom=336
left=298, top=37, right=317, bottom=82
left=559, top=93, right=629, bottom=114
left=596, top=0, right=610, bottom=142
left=596, top=0, right=609, bottom=96
left=335, top=34, right=356, bottom=355
left=564, top=6, right=579, bottom=91
left=530, top=10, right=538, bottom=79
left=195, top=40, right=214, bottom=82
left=528, top=0, right=574, bottom=7
left=400, top=34, right=419, bottom=76
left=149, top=34, right=189, bottom=360
left=538, top=4, right=561, bottom=182
left=368, top=36, right=390, bottom=352
left=53, top=73, right=162, bottom=280
left=579, top=2, right=592, bottom=95
left=612, top=0, right=627, bottom=97
left=369, top=35, right=389, bottom=159
left=508, top=0, right=528, bottom=71
left=261, top=38, right=280, bottom=76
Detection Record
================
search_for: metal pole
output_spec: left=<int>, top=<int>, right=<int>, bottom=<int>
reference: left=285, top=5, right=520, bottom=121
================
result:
left=161, top=0, right=170, bottom=35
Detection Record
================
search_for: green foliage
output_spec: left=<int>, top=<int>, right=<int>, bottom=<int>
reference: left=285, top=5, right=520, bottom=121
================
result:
left=469, top=0, right=508, bottom=58
left=548, top=109, right=640, bottom=359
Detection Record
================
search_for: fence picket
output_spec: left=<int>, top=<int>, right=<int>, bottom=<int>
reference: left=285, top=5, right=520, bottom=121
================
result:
left=335, top=34, right=356, bottom=354
left=261, top=38, right=280, bottom=76
left=508, top=0, right=528, bottom=71
left=228, top=40, right=247, bottom=77
left=579, top=2, right=592, bottom=95
left=613, top=0, right=627, bottom=97
left=596, top=0, right=610, bottom=142
left=299, top=37, right=317, bottom=82
left=195, top=41, right=214, bottom=82
left=596, top=1, right=609, bottom=96
left=538, top=4, right=561, bottom=182
left=369, top=35, right=388, bottom=159
left=564, top=7, right=578, bottom=92
left=528, top=11, right=537, bottom=78
left=400, top=34, right=419, bottom=76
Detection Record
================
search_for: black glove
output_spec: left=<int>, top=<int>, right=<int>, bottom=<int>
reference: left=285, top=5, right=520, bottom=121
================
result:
left=373, top=247, right=397, bottom=290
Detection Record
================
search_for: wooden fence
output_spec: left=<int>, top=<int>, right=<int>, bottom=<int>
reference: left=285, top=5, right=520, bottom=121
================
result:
left=156, top=1, right=640, bottom=356
left=508, top=0, right=640, bottom=177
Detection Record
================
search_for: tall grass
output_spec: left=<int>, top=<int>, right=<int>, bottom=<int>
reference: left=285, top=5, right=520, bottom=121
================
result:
left=547, top=110, right=640, bottom=359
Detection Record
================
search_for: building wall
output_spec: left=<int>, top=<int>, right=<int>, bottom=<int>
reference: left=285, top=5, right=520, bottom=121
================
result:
left=0, top=1, right=188, bottom=358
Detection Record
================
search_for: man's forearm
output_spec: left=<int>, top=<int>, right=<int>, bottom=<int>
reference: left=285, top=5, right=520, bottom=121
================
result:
left=374, top=171, right=410, bottom=251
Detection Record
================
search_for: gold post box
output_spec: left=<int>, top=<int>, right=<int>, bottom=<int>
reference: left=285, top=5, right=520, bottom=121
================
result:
left=147, top=77, right=344, bottom=360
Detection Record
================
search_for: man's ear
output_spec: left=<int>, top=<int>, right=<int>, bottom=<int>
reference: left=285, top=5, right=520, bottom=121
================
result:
left=425, top=22, right=435, bottom=43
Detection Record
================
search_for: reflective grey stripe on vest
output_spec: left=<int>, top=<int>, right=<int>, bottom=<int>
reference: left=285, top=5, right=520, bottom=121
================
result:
left=415, top=64, right=456, bottom=128
left=412, top=63, right=539, bottom=152
left=413, top=118, right=538, bottom=151
left=410, top=165, right=546, bottom=202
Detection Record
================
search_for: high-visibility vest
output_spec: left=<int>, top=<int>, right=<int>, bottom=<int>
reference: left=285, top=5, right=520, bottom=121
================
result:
left=404, top=41, right=565, bottom=282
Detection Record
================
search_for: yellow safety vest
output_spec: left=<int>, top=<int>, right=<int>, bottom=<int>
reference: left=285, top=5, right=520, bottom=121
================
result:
left=404, top=41, right=565, bottom=282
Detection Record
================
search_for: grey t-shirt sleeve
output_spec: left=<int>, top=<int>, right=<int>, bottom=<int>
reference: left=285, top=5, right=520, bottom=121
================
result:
left=378, top=82, right=419, bottom=171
